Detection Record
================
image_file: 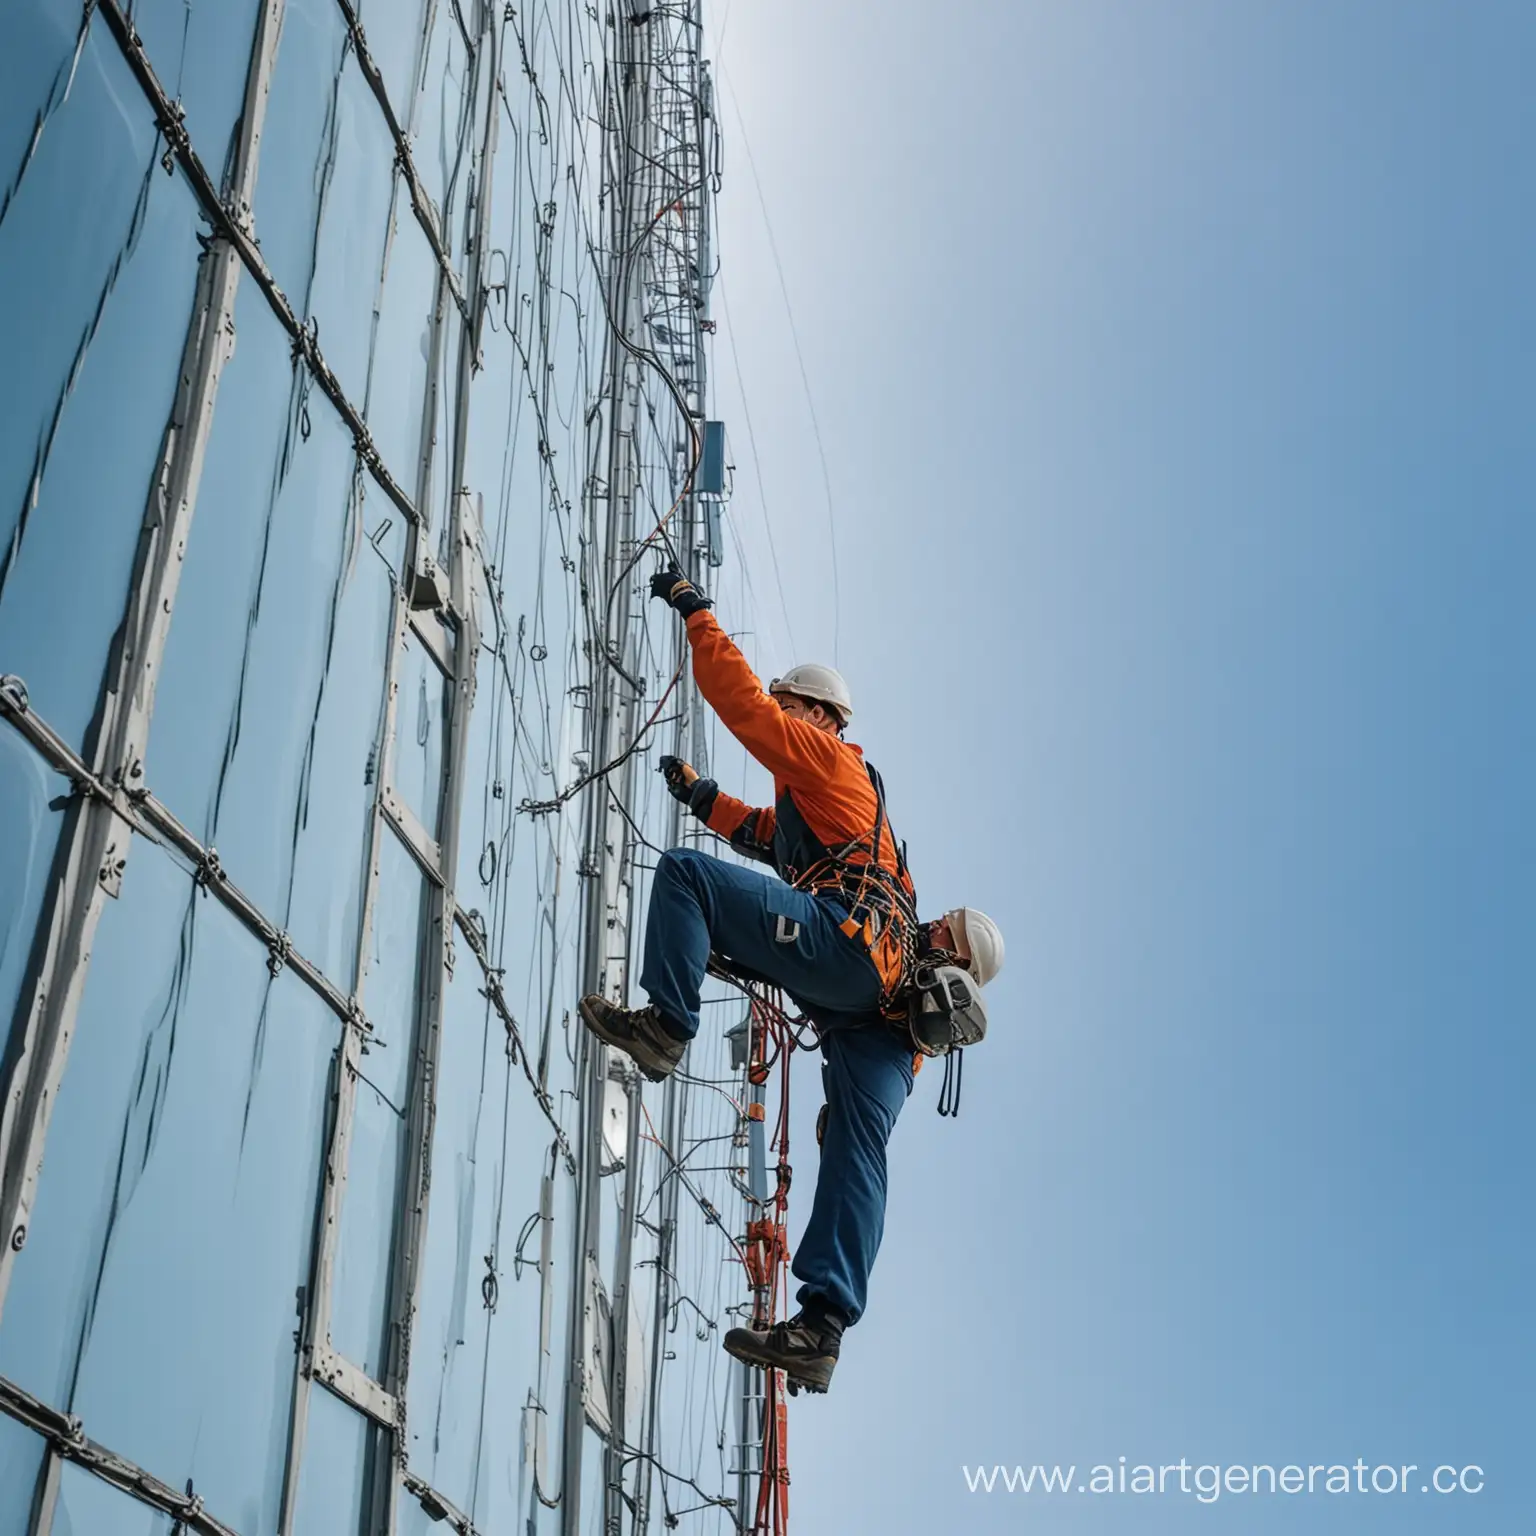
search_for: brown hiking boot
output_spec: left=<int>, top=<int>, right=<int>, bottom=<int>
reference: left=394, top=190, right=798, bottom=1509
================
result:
left=577, top=995, right=687, bottom=1082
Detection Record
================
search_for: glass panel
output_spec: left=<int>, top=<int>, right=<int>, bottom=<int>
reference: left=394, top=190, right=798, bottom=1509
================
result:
left=0, top=726, right=67, bottom=1039
left=291, top=1385, right=384, bottom=1536
left=0, top=843, right=334, bottom=1536
left=361, top=823, right=429, bottom=1108
left=0, top=1413, right=45, bottom=1536
left=356, top=0, right=432, bottom=123
left=330, top=1074, right=405, bottom=1378
left=364, top=197, right=438, bottom=494
left=464, top=1131, right=567, bottom=1535
left=411, top=0, right=471, bottom=262
left=392, top=625, right=448, bottom=840
left=333, top=816, right=441, bottom=1376
left=122, top=0, right=264, bottom=176
left=52, top=1463, right=172, bottom=1536
left=0, top=3, right=89, bottom=225
left=0, top=23, right=206, bottom=748
left=259, top=37, right=400, bottom=409
left=148, top=281, right=404, bottom=993
left=247, top=0, right=350, bottom=321
left=404, top=945, right=495, bottom=1507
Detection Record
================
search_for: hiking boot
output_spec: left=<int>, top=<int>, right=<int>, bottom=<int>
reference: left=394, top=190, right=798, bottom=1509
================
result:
left=722, top=1311, right=842, bottom=1395
left=577, top=995, right=686, bottom=1082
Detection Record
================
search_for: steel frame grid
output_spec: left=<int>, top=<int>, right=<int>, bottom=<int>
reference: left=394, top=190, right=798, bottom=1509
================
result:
left=0, top=0, right=734, bottom=1531
left=0, top=0, right=488, bottom=1530
left=558, top=7, right=652, bottom=1525
left=277, top=5, right=492, bottom=1529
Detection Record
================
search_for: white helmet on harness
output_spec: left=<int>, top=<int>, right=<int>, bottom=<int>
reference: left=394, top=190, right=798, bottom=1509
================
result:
left=769, top=663, right=853, bottom=726
left=944, top=906, right=1005, bottom=987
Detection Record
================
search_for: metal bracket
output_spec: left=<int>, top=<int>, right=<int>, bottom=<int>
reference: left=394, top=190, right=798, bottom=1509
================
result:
left=408, top=555, right=449, bottom=612
left=309, top=1344, right=399, bottom=1430
left=406, top=607, right=455, bottom=677
left=379, top=788, right=444, bottom=886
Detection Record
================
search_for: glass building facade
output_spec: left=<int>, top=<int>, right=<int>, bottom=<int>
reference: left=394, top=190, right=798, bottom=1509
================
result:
left=0, top=3, right=762, bottom=1531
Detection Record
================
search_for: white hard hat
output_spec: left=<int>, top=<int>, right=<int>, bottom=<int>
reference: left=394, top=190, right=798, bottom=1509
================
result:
left=768, top=663, right=853, bottom=726
left=945, top=907, right=1004, bottom=987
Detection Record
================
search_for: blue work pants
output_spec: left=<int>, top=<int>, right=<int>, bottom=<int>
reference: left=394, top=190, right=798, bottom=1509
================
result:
left=641, top=847, right=914, bottom=1325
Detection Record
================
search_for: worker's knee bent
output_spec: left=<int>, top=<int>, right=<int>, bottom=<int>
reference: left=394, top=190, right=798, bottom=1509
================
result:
left=655, top=845, right=712, bottom=889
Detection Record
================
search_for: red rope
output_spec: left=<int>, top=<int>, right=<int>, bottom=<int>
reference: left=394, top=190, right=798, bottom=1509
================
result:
left=741, top=984, right=798, bottom=1536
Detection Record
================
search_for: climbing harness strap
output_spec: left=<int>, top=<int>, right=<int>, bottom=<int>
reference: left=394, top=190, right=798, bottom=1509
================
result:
left=785, top=762, right=920, bottom=1019
left=937, top=1048, right=964, bottom=1118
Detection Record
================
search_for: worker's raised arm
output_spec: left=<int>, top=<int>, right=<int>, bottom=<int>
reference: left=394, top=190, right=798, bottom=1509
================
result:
left=682, top=609, right=842, bottom=787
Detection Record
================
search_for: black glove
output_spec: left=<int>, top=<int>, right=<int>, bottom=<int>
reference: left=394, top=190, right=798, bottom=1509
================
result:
left=649, top=563, right=712, bottom=618
left=658, top=754, right=718, bottom=820
left=658, top=754, right=694, bottom=805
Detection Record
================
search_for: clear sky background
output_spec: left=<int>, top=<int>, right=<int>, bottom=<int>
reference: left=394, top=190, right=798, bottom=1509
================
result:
left=703, top=2, right=1533, bottom=1531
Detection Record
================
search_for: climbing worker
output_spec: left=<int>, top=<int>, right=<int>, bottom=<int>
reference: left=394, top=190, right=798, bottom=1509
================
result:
left=579, top=563, right=1004, bottom=1393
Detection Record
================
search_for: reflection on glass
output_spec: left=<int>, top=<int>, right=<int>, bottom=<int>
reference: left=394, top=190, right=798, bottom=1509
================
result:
left=1, top=0, right=741, bottom=1528
left=402, top=946, right=503, bottom=1511
left=410, top=0, right=471, bottom=260
left=365, top=205, right=438, bottom=494
left=258, top=35, right=400, bottom=408
left=116, top=0, right=263, bottom=178
left=291, top=1385, right=380, bottom=1536
left=0, top=1413, right=45, bottom=1536
left=0, top=728, right=66, bottom=1043
left=149, top=281, right=403, bottom=992
left=246, top=0, right=349, bottom=311
left=361, top=823, right=430, bottom=1109
left=0, top=843, right=332, bottom=1535
left=0, top=24, right=203, bottom=747
left=1, top=3, right=87, bottom=210
left=356, top=0, right=432, bottom=125
left=392, top=625, right=448, bottom=840
left=330, top=1077, right=404, bottom=1378
left=52, top=1461, right=172, bottom=1536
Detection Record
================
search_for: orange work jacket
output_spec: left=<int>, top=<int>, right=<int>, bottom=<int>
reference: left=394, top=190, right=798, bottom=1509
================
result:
left=684, top=610, right=917, bottom=1004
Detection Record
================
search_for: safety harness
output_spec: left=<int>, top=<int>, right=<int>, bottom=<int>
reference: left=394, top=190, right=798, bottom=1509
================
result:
left=780, top=762, right=921, bottom=1021
left=784, top=765, right=991, bottom=1077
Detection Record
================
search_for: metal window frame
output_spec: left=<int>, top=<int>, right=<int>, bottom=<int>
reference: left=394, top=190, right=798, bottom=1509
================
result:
left=0, top=1371, right=242, bottom=1536
left=95, top=0, right=427, bottom=537
left=1, top=0, right=734, bottom=1531
left=330, top=0, right=472, bottom=322
left=276, top=55, right=466, bottom=1536
left=378, top=4, right=500, bottom=1517
left=0, top=0, right=288, bottom=1322
left=276, top=7, right=500, bottom=1531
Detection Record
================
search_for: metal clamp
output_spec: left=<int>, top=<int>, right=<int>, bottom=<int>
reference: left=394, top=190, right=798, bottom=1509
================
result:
left=266, top=932, right=292, bottom=978
left=193, top=847, right=224, bottom=891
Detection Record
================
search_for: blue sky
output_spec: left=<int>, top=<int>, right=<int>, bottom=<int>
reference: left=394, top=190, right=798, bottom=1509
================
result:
left=707, top=3, right=1533, bottom=1530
